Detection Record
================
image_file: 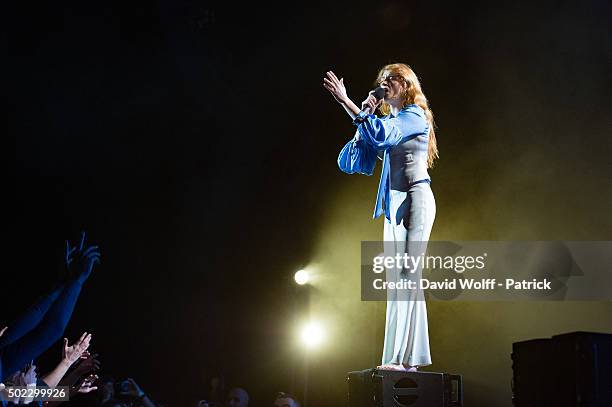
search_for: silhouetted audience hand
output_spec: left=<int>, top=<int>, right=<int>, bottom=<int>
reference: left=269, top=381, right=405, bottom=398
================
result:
left=41, top=332, right=92, bottom=388
left=18, top=363, right=37, bottom=386
left=3, top=364, right=37, bottom=404
left=76, top=373, right=98, bottom=393
left=118, top=378, right=145, bottom=399
left=63, top=332, right=92, bottom=364
left=73, top=352, right=101, bottom=378
left=117, top=378, right=156, bottom=406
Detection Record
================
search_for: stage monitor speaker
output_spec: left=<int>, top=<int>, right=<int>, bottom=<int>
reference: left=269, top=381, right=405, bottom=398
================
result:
left=512, top=331, right=612, bottom=406
left=347, top=368, right=463, bottom=407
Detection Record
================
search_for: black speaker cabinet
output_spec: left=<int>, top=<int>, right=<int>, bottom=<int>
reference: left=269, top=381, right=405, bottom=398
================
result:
left=512, top=331, right=612, bottom=407
left=347, top=368, right=463, bottom=407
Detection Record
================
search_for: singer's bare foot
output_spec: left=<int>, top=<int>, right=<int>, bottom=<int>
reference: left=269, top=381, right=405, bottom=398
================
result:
left=377, top=364, right=407, bottom=371
left=376, top=364, right=418, bottom=372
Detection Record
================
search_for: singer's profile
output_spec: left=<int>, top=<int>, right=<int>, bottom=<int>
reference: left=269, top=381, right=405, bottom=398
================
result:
left=323, top=63, right=438, bottom=371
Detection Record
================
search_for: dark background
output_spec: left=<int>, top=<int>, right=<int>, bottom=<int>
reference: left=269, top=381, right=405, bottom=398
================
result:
left=10, top=0, right=611, bottom=406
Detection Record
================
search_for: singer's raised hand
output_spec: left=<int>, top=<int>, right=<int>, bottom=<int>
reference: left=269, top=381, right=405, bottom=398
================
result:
left=323, top=71, right=349, bottom=104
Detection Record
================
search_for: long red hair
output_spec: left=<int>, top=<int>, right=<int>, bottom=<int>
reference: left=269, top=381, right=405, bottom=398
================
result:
left=375, top=63, right=438, bottom=168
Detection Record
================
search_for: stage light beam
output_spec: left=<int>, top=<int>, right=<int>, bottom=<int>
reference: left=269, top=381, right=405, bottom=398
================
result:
left=300, top=321, right=324, bottom=349
left=294, top=269, right=310, bottom=285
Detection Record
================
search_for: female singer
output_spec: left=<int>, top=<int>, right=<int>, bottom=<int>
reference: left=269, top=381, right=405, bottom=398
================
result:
left=323, top=63, right=438, bottom=371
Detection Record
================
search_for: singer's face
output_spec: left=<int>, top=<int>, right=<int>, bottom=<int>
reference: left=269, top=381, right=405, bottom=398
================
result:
left=378, top=71, right=406, bottom=103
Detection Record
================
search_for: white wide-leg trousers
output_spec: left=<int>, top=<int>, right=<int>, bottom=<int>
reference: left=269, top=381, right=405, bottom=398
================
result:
left=381, top=182, right=436, bottom=367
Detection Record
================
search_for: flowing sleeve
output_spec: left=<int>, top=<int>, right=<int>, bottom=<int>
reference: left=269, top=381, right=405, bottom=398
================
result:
left=0, top=283, right=65, bottom=348
left=0, top=277, right=86, bottom=382
left=354, top=106, right=428, bottom=150
left=337, top=131, right=378, bottom=175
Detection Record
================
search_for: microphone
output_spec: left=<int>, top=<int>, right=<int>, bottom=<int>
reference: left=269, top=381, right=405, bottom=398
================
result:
left=360, top=86, right=386, bottom=115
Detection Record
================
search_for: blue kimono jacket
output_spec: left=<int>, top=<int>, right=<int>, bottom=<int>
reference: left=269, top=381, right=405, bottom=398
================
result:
left=337, top=104, right=430, bottom=220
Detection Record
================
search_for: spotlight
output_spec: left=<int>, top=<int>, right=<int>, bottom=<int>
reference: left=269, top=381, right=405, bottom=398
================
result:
left=294, top=269, right=310, bottom=285
left=300, top=321, right=324, bottom=349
